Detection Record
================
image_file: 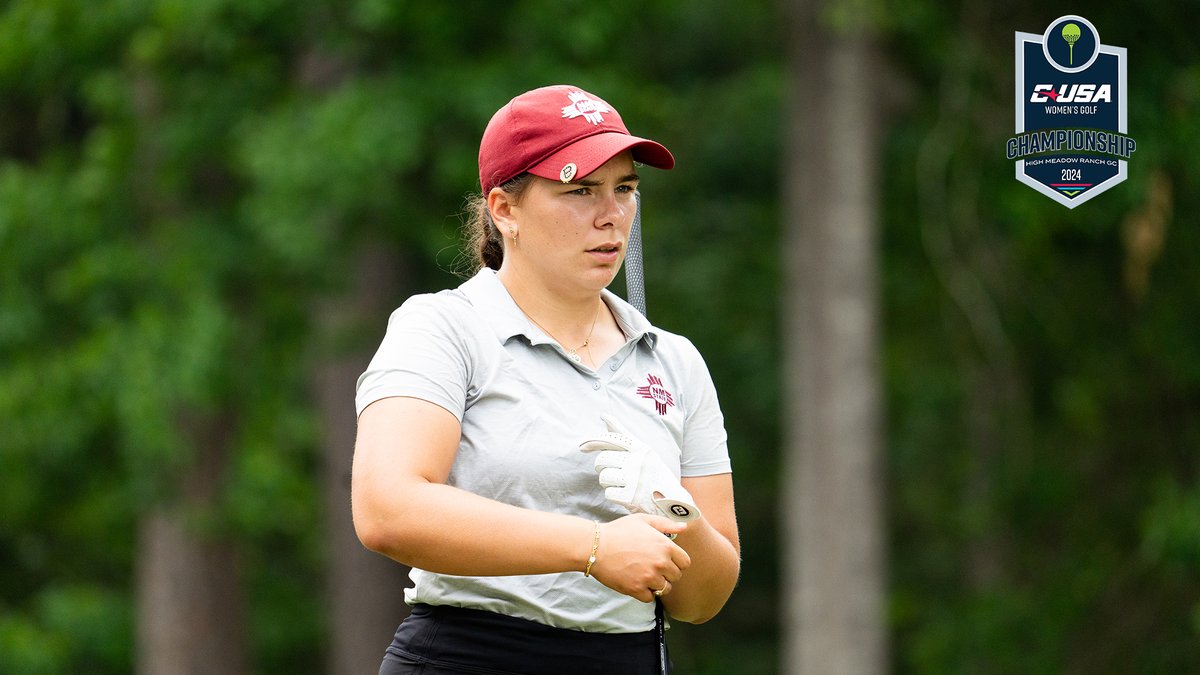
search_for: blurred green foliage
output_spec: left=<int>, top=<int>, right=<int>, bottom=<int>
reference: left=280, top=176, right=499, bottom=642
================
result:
left=1, top=0, right=1197, bottom=673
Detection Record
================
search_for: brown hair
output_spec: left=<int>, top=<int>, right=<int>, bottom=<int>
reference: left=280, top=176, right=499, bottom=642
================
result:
left=463, top=173, right=535, bottom=272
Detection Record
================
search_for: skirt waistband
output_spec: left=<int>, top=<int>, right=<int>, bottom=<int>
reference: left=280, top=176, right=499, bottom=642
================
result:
left=383, top=603, right=664, bottom=675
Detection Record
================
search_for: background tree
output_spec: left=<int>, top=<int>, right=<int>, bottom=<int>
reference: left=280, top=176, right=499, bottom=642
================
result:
left=781, top=0, right=888, bottom=672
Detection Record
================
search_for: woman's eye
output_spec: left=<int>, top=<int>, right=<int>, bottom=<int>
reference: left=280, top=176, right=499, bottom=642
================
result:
left=616, top=184, right=635, bottom=194
left=569, top=187, right=590, bottom=195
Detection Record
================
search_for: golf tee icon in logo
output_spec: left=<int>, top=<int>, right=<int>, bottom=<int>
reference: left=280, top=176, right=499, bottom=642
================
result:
left=1007, top=15, right=1136, bottom=208
left=1062, top=23, right=1081, bottom=65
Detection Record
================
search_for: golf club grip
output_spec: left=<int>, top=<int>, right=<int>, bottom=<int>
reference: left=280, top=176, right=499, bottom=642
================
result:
left=626, top=191, right=647, bottom=316
left=626, top=192, right=664, bottom=673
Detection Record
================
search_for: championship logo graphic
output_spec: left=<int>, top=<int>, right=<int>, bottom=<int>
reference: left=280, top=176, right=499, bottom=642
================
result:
left=1007, top=16, right=1136, bottom=207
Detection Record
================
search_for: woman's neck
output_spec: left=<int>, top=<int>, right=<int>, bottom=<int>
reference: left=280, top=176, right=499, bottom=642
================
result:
left=497, top=268, right=605, bottom=343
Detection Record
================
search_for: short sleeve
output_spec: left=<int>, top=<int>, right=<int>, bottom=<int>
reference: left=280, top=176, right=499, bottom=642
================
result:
left=677, top=338, right=733, bottom=477
left=355, top=293, right=473, bottom=420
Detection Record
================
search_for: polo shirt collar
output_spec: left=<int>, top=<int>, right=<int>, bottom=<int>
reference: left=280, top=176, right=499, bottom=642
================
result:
left=459, top=268, right=659, bottom=349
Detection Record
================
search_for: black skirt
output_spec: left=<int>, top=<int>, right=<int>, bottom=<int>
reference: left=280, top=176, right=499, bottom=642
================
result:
left=379, top=603, right=670, bottom=675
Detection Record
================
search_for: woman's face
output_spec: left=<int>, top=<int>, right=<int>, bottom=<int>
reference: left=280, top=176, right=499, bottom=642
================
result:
left=496, top=151, right=640, bottom=297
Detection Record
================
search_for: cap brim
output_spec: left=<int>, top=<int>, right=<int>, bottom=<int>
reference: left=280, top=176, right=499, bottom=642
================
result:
left=527, top=131, right=675, bottom=183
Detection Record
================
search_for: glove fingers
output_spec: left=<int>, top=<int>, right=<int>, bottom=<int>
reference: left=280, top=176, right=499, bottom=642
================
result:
left=601, top=414, right=635, bottom=437
left=598, top=467, right=627, bottom=489
left=592, top=450, right=629, bottom=472
left=604, top=486, right=643, bottom=512
left=579, top=433, right=636, bottom=454
left=579, top=439, right=613, bottom=453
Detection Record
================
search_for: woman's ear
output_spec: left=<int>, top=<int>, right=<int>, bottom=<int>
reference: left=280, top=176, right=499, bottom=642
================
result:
left=487, top=187, right=516, bottom=232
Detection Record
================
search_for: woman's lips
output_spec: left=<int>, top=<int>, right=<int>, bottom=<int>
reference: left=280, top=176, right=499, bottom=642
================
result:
left=587, top=245, right=621, bottom=263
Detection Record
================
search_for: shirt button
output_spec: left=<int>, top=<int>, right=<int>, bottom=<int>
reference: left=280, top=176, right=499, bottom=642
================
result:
left=609, top=362, right=619, bottom=371
left=591, top=380, right=601, bottom=390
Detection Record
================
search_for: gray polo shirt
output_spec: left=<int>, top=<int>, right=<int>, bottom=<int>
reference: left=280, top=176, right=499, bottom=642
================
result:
left=355, top=268, right=731, bottom=633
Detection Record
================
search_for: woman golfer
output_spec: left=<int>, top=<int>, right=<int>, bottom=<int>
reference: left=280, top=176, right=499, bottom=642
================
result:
left=353, top=84, right=740, bottom=674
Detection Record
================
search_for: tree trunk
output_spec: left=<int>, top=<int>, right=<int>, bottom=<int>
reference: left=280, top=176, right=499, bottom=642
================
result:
left=136, top=415, right=247, bottom=675
left=130, top=65, right=248, bottom=675
left=315, top=243, right=412, bottom=674
left=781, top=0, right=887, bottom=672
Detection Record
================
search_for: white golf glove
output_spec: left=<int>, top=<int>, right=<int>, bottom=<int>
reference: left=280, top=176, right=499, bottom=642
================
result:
left=579, top=415, right=700, bottom=523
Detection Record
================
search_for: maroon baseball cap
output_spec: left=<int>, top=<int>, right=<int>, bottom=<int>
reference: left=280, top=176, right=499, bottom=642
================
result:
left=478, top=85, right=675, bottom=193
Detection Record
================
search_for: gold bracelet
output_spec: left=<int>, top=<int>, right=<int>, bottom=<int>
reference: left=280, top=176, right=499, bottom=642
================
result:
left=583, top=521, right=600, bottom=577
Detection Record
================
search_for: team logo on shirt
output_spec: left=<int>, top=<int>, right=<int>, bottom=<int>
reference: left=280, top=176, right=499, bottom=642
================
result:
left=637, top=374, right=674, bottom=416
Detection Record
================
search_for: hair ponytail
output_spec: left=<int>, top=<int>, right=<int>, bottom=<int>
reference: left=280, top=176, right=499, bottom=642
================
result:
left=462, top=174, right=534, bottom=273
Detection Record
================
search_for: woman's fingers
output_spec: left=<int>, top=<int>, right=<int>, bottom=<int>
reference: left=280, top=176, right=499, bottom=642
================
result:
left=591, top=515, right=691, bottom=601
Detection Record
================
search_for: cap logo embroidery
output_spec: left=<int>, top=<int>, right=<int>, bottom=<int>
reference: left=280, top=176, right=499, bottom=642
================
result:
left=561, top=90, right=612, bottom=125
left=637, top=374, right=675, bottom=416
left=560, top=163, right=577, bottom=182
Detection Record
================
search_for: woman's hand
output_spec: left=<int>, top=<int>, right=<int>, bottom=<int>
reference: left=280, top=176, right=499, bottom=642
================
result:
left=580, top=415, right=701, bottom=523
left=589, top=514, right=691, bottom=603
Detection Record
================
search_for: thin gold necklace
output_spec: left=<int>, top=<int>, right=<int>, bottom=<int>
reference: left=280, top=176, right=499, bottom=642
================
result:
left=523, top=302, right=601, bottom=365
